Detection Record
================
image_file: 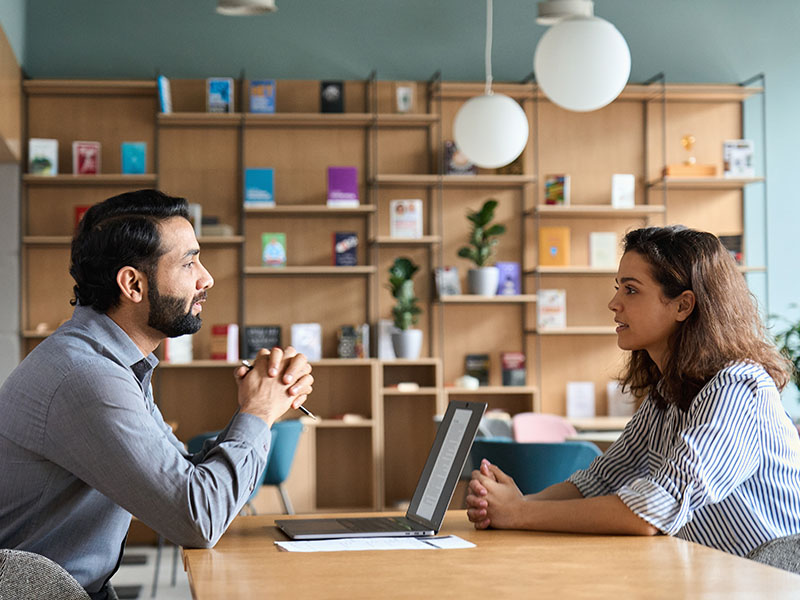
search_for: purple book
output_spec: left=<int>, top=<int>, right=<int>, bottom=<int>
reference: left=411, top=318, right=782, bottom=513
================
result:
left=496, top=262, right=521, bottom=295
left=327, top=166, right=359, bottom=207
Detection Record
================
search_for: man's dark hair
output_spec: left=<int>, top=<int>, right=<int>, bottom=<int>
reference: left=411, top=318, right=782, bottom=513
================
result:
left=70, top=189, right=189, bottom=312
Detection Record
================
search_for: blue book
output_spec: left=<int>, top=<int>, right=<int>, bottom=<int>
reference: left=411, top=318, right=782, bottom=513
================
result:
left=121, top=142, right=147, bottom=174
left=207, top=77, right=234, bottom=113
left=250, top=79, right=276, bottom=113
left=157, top=75, right=172, bottom=114
left=244, top=168, right=275, bottom=207
left=333, top=231, right=358, bottom=266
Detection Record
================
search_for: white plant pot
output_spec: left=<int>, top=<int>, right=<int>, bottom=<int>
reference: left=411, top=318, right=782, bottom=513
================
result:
left=467, top=266, right=500, bottom=296
left=391, top=329, right=423, bottom=359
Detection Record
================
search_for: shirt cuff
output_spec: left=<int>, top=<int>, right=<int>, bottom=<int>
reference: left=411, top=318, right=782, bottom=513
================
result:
left=616, top=478, right=688, bottom=535
left=568, top=469, right=614, bottom=498
left=224, top=412, right=272, bottom=463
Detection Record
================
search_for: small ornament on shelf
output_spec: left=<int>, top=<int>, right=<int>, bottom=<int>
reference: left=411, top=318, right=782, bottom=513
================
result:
left=663, top=134, right=717, bottom=177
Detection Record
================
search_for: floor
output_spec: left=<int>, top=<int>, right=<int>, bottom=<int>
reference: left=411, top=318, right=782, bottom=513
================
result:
left=110, top=544, right=192, bottom=600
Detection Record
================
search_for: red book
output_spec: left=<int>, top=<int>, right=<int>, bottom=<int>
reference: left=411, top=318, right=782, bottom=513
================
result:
left=72, top=141, right=101, bottom=174
left=74, top=205, right=91, bottom=232
left=210, top=324, right=239, bottom=361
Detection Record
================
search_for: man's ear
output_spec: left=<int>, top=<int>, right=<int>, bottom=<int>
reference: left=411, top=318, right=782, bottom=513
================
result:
left=675, top=290, right=696, bottom=322
left=117, top=266, right=147, bottom=304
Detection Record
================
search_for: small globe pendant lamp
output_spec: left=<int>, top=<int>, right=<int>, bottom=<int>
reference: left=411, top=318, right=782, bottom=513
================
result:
left=453, top=0, right=529, bottom=169
left=533, top=0, right=630, bottom=112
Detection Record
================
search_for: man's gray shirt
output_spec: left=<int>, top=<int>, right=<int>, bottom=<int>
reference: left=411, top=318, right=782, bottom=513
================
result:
left=0, top=305, right=271, bottom=593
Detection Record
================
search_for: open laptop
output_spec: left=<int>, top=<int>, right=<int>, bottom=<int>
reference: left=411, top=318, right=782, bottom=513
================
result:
left=276, top=400, right=487, bottom=540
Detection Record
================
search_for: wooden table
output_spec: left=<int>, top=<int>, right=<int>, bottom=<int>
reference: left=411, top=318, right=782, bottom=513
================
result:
left=182, top=511, right=800, bottom=599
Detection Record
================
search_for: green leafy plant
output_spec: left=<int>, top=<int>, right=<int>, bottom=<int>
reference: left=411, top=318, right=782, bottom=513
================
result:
left=457, top=199, right=506, bottom=267
left=774, top=309, right=800, bottom=389
left=388, top=257, right=421, bottom=330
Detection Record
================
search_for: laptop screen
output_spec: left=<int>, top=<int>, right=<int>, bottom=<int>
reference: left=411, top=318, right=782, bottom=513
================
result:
left=406, top=400, right=486, bottom=529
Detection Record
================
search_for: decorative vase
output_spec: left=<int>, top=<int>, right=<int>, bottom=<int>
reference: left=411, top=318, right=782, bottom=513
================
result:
left=467, top=266, right=500, bottom=296
left=391, top=329, right=423, bottom=359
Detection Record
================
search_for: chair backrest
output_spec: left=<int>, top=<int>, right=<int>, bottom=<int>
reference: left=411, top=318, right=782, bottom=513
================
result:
left=746, top=534, right=800, bottom=574
left=470, top=439, right=602, bottom=494
left=512, top=412, right=578, bottom=443
left=187, top=431, right=220, bottom=454
left=0, top=549, right=90, bottom=600
left=263, top=419, right=304, bottom=485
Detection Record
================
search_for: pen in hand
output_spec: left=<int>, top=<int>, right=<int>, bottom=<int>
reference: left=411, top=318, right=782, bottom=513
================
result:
left=240, top=359, right=317, bottom=420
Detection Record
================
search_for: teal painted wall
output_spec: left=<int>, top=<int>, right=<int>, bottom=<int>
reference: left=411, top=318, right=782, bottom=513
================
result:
left=0, top=0, right=25, bottom=64
left=20, top=0, right=800, bottom=414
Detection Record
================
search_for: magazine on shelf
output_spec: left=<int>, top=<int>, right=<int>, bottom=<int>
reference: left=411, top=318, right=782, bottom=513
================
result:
left=244, top=168, right=275, bottom=207
left=121, top=142, right=147, bottom=174
left=566, top=381, right=596, bottom=418
left=389, top=199, right=423, bottom=238
left=163, top=334, right=193, bottom=364
left=28, top=138, right=58, bottom=175
left=465, top=354, right=490, bottom=386
left=72, top=141, right=101, bottom=175
left=207, top=77, right=234, bottom=113
left=249, top=79, right=276, bottom=113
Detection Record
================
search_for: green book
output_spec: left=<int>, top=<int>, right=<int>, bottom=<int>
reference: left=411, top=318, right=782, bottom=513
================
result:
left=261, top=233, right=286, bottom=267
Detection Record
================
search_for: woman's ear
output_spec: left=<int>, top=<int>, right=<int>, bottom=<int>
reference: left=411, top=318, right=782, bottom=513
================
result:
left=675, top=290, right=696, bottom=322
left=116, top=266, right=147, bottom=304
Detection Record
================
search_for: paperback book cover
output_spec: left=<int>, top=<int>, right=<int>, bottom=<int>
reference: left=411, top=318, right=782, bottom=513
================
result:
left=291, top=323, right=322, bottom=362
left=72, top=141, right=100, bottom=175
left=496, top=262, right=521, bottom=295
left=465, top=354, right=490, bottom=386
left=163, top=334, right=193, bottom=364
left=719, top=234, right=743, bottom=265
left=244, top=168, right=275, bottom=207
left=723, top=139, right=755, bottom=178
left=389, top=199, right=423, bottom=238
left=434, top=266, right=461, bottom=297
left=537, top=289, right=567, bottom=330
left=207, top=77, right=234, bottom=113
left=28, top=138, right=58, bottom=175
left=377, top=319, right=397, bottom=360
left=566, top=381, right=596, bottom=418
left=395, top=82, right=414, bottom=113
left=243, top=325, right=281, bottom=359
left=121, top=142, right=147, bottom=174
left=501, top=352, right=526, bottom=386
left=337, top=324, right=369, bottom=359
left=210, top=324, right=239, bottom=361
left=611, top=174, right=635, bottom=208
left=333, top=231, right=358, bottom=266
left=538, top=226, right=571, bottom=267
left=327, top=166, right=359, bottom=207
left=544, top=174, right=570, bottom=205
left=320, top=81, right=344, bottom=113
left=249, top=79, right=276, bottom=113
left=443, top=140, right=477, bottom=175
left=157, top=75, right=172, bottom=114
left=589, top=232, right=618, bottom=268
left=261, top=233, right=287, bottom=267
left=74, top=205, right=91, bottom=232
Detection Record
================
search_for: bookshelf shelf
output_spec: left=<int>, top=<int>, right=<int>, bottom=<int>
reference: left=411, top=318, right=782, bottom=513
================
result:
left=244, top=205, right=376, bottom=216
left=309, top=419, right=375, bottom=429
left=526, top=327, right=618, bottom=336
left=438, top=295, right=538, bottom=304
left=382, top=387, right=439, bottom=396
left=158, top=113, right=242, bottom=127
left=441, top=174, right=536, bottom=187
left=370, top=236, right=441, bottom=246
left=243, top=266, right=377, bottom=276
left=529, top=205, right=666, bottom=218
left=23, top=236, right=71, bottom=245
left=445, top=386, right=538, bottom=396
left=23, top=79, right=156, bottom=96
left=372, top=174, right=440, bottom=186
left=244, top=113, right=373, bottom=128
left=527, top=266, right=617, bottom=276
left=374, top=114, right=438, bottom=127
left=22, top=174, right=158, bottom=186
left=647, top=176, right=765, bottom=190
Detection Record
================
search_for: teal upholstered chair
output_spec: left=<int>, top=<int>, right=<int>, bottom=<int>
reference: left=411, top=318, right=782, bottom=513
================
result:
left=469, top=439, right=602, bottom=494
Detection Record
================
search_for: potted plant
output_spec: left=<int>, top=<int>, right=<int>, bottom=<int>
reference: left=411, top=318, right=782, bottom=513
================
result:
left=774, top=311, right=800, bottom=392
left=457, top=198, right=506, bottom=296
left=388, top=257, right=423, bottom=359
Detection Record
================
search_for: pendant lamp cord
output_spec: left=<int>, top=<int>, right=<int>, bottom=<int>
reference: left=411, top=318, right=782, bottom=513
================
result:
left=485, top=0, right=493, bottom=95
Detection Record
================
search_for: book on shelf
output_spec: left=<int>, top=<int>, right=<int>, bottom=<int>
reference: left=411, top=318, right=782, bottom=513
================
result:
left=320, top=81, right=344, bottom=113
left=607, top=381, right=635, bottom=417
left=210, top=324, right=239, bottom=361
left=723, top=139, right=755, bottom=178
left=333, top=232, right=358, bottom=266
left=74, top=205, right=90, bottom=232
left=291, top=323, right=322, bottom=362
left=464, top=354, right=490, bottom=386
left=538, top=226, right=571, bottom=267
left=537, top=289, right=567, bottom=330
left=249, top=79, right=276, bottom=113
left=187, top=203, right=202, bottom=237
left=162, top=334, right=193, bottom=364
left=72, top=141, right=100, bottom=175
left=201, top=221, right=234, bottom=236
left=244, top=168, right=275, bottom=207
left=718, top=234, right=743, bottom=265
left=434, top=266, right=461, bottom=297
left=377, top=319, right=396, bottom=360
left=261, top=233, right=287, bottom=267
left=395, top=81, right=414, bottom=113
left=327, top=166, right=359, bottom=207
left=337, top=324, right=369, bottom=359
left=157, top=75, right=172, bottom=114
left=243, top=325, right=281, bottom=359
left=496, top=262, right=521, bottom=295
left=443, top=140, right=477, bottom=175
left=544, top=174, right=570, bottom=205
left=389, top=199, right=423, bottom=238
left=566, top=381, right=595, bottom=418
left=501, top=352, right=526, bottom=386
left=28, top=138, right=58, bottom=175
left=121, top=142, right=147, bottom=174
left=611, top=173, right=635, bottom=208
left=589, top=232, right=618, bottom=269
left=207, top=77, right=234, bottom=113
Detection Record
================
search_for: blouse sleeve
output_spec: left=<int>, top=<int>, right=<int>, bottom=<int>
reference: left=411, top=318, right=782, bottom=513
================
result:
left=616, top=369, right=761, bottom=535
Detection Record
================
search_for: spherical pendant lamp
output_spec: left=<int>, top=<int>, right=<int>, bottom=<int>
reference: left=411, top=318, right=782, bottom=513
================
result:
left=534, top=15, right=630, bottom=112
left=453, top=93, right=529, bottom=169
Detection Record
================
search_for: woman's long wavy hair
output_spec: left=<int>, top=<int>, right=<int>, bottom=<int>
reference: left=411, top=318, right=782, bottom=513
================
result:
left=618, top=226, right=790, bottom=411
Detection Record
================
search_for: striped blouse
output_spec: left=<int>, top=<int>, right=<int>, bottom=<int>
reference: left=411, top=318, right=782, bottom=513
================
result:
left=568, top=361, right=800, bottom=556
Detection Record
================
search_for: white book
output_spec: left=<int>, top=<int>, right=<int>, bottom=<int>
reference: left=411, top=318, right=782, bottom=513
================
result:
left=723, top=139, right=755, bottom=178
left=377, top=319, right=397, bottom=360
left=566, top=381, right=596, bottom=418
left=163, top=334, right=193, bottom=364
left=28, top=138, right=58, bottom=175
left=389, top=199, right=423, bottom=238
left=291, top=323, right=322, bottom=362
left=611, top=174, right=635, bottom=208
left=537, top=289, right=567, bottom=330
left=589, top=232, right=618, bottom=269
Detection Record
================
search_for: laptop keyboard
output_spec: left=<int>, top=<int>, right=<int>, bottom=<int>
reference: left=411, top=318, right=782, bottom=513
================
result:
left=337, top=517, right=415, bottom=532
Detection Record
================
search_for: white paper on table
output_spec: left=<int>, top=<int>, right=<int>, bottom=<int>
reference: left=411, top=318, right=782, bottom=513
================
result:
left=274, top=535, right=475, bottom=553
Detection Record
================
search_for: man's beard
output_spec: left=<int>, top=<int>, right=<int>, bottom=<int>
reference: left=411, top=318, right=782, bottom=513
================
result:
left=147, top=282, right=205, bottom=338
